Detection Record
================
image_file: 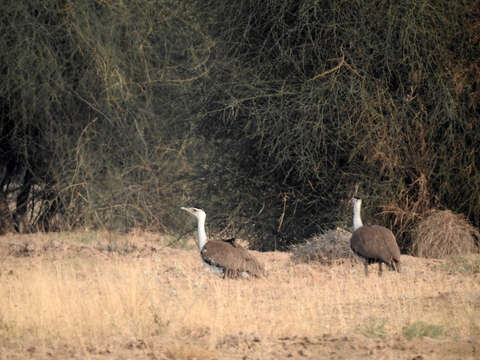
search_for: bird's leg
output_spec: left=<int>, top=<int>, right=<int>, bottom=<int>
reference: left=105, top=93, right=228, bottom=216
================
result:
left=393, top=261, right=401, bottom=273
left=364, top=263, right=369, bottom=276
left=378, top=262, right=383, bottom=276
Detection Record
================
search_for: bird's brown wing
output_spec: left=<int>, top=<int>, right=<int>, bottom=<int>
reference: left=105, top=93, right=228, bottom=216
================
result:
left=201, top=240, right=265, bottom=277
left=351, top=225, right=400, bottom=263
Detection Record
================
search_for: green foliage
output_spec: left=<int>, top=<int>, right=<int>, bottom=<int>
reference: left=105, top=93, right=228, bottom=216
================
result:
left=402, top=321, right=445, bottom=340
left=357, top=316, right=388, bottom=339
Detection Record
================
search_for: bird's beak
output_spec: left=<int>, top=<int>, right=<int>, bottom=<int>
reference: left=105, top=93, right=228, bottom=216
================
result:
left=180, top=207, right=192, bottom=215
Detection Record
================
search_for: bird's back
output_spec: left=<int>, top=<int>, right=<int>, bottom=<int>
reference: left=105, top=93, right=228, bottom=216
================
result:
left=201, top=240, right=265, bottom=277
left=351, top=225, right=400, bottom=263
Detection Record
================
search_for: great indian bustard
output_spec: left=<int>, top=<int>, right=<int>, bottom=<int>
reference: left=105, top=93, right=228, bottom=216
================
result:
left=350, top=198, right=401, bottom=276
left=180, top=207, right=265, bottom=278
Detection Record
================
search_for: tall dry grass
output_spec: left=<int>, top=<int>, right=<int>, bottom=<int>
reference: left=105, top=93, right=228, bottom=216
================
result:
left=0, top=233, right=479, bottom=352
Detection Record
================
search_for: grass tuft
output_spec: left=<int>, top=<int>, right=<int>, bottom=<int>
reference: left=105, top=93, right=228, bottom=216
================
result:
left=356, top=316, right=388, bottom=339
left=290, top=228, right=352, bottom=265
left=413, top=210, right=480, bottom=258
left=402, top=321, right=446, bottom=340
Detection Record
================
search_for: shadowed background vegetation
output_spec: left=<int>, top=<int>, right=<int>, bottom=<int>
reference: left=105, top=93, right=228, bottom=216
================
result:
left=1, top=0, right=479, bottom=252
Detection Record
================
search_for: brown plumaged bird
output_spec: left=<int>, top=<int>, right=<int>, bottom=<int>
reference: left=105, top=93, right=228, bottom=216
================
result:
left=350, top=198, right=401, bottom=276
left=181, top=207, right=265, bottom=278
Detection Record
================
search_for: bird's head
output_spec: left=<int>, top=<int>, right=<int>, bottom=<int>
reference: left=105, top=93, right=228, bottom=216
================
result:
left=180, top=207, right=206, bottom=221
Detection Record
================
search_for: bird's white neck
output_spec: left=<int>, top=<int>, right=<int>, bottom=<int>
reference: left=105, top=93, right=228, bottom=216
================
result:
left=353, top=199, right=364, bottom=231
left=196, top=215, right=208, bottom=249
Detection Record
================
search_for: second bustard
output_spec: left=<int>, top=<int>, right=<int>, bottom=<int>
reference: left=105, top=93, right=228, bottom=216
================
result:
left=350, top=198, right=401, bottom=276
left=181, top=207, right=265, bottom=278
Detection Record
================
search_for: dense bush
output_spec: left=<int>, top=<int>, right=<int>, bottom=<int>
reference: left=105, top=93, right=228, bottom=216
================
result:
left=1, top=0, right=479, bottom=252
left=0, top=0, right=209, bottom=232
left=191, top=0, right=480, bottom=250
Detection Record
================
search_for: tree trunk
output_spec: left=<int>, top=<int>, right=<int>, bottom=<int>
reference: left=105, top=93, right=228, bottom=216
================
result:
left=14, top=169, right=33, bottom=233
left=0, top=189, right=15, bottom=234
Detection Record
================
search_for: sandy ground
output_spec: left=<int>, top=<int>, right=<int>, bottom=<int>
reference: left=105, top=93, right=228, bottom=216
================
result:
left=0, top=232, right=479, bottom=359
left=0, top=332, right=477, bottom=359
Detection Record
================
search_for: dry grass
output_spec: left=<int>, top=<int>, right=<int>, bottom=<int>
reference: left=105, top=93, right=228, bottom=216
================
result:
left=0, top=232, right=479, bottom=359
left=413, top=209, right=480, bottom=258
left=290, top=228, right=352, bottom=264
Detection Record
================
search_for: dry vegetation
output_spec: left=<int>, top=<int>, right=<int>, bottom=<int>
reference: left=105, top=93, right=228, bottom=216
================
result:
left=290, top=228, right=352, bottom=265
left=1, top=232, right=479, bottom=359
left=413, top=210, right=480, bottom=258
